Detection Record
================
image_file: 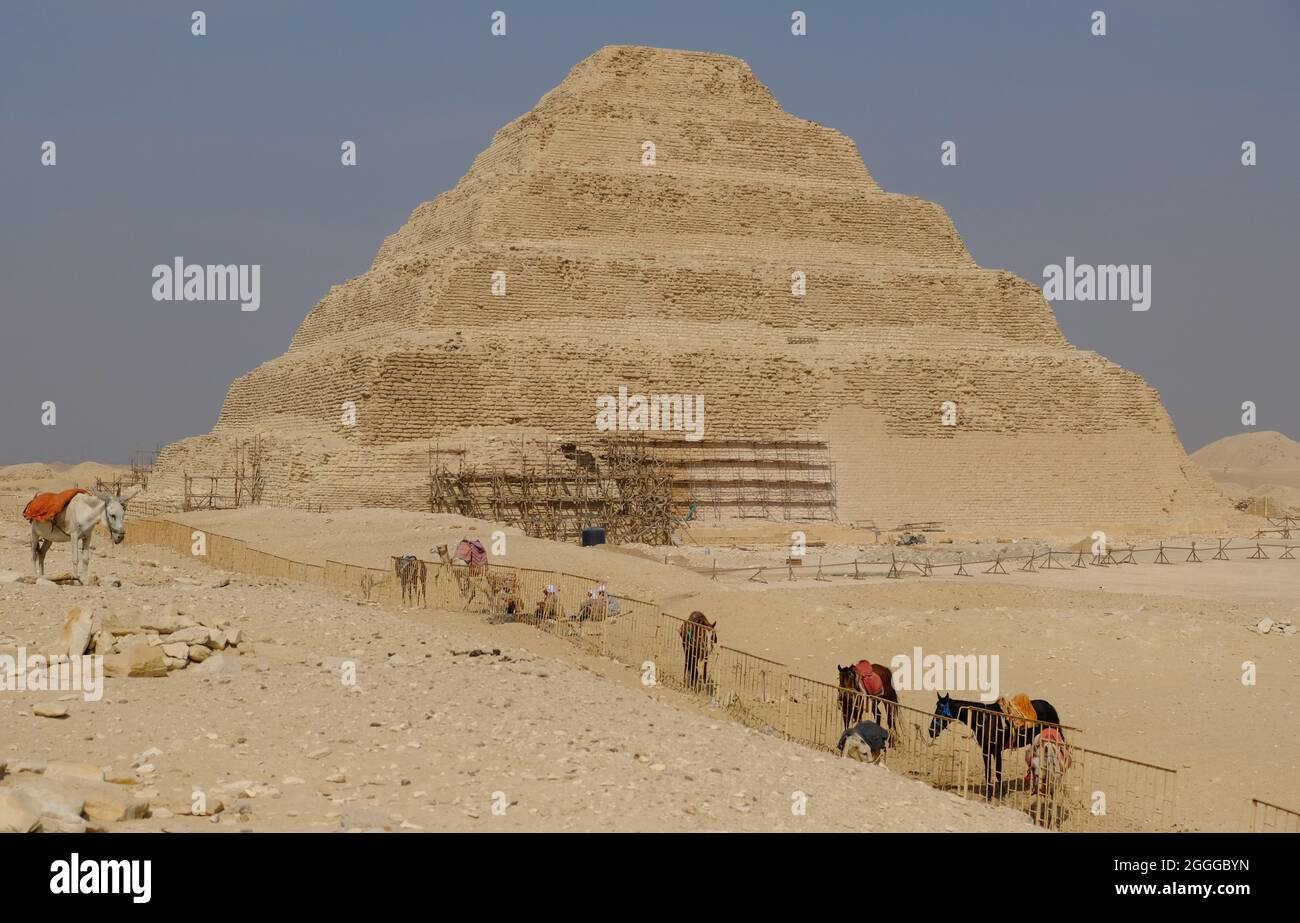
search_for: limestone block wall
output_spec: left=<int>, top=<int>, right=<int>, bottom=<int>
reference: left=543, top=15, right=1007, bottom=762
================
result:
left=290, top=251, right=1063, bottom=347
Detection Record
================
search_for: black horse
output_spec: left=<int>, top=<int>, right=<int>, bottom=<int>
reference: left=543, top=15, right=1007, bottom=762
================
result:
left=928, top=694, right=1064, bottom=798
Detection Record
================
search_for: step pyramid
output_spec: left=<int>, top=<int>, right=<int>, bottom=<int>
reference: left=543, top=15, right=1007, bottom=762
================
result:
left=150, top=44, right=1229, bottom=533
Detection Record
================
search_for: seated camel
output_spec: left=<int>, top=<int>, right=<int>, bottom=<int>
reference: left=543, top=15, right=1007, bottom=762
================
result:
left=487, top=572, right=525, bottom=620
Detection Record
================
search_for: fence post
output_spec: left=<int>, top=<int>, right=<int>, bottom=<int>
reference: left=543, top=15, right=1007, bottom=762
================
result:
left=959, top=737, right=969, bottom=798
left=780, top=670, right=792, bottom=742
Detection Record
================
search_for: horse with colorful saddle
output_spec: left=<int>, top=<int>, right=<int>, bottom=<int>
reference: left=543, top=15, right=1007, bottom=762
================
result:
left=852, top=659, right=885, bottom=696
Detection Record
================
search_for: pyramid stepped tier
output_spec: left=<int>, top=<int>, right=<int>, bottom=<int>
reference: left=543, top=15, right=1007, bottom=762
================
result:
left=216, top=326, right=1167, bottom=441
left=289, top=252, right=1058, bottom=348
left=150, top=44, right=1233, bottom=535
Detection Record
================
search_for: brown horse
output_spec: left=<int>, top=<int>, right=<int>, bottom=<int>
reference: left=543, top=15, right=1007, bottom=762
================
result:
left=837, top=662, right=899, bottom=732
left=393, top=554, right=427, bottom=607
left=679, top=611, right=717, bottom=691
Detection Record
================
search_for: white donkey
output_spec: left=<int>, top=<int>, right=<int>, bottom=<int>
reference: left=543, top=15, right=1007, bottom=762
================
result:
left=29, top=486, right=142, bottom=579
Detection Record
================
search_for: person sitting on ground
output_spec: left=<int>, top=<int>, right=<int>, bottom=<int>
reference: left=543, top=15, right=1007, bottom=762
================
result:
left=838, top=719, right=889, bottom=763
left=577, top=588, right=603, bottom=621
left=577, top=583, right=622, bottom=621
left=597, top=583, right=620, bottom=616
left=535, top=584, right=564, bottom=621
left=1025, top=727, right=1070, bottom=793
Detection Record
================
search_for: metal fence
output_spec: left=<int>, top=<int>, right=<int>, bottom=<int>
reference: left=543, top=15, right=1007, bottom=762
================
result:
left=122, top=515, right=1189, bottom=832
left=1248, top=798, right=1300, bottom=833
left=1060, top=747, right=1179, bottom=832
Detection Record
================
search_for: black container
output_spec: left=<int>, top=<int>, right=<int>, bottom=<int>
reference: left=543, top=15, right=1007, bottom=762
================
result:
left=580, top=527, right=606, bottom=547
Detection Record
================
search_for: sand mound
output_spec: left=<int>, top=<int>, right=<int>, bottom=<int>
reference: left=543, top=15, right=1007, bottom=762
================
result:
left=1192, top=431, right=1300, bottom=511
left=1193, top=431, right=1300, bottom=472
left=0, top=461, right=128, bottom=493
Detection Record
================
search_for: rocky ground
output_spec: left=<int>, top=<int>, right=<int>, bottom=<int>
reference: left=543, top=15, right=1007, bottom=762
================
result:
left=102, top=506, right=1300, bottom=832
left=7, top=497, right=1296, bottom=834
left=0, top=513, right=1034, bottom=833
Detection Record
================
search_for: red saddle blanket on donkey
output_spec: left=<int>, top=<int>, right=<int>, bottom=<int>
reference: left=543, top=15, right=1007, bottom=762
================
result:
left=853, top=660, right=885, bottom=696
left=22, top=488, right=89, bottom=523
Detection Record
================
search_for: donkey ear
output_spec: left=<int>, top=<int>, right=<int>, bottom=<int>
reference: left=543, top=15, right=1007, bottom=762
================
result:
left=120, top=485, right=143, bottom=503
left=92, top=488, right=112, bottom=502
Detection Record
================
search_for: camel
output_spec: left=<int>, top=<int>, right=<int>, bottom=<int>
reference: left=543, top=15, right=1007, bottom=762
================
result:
left=484, top=568, right=516, bottom=600
left=487, top=572, right=525, bottom=620
left=28, top=486, right=142, bottom=580
left=679, top=611, right=717, bottom=691
left=434, top=543, right=487, bottom=605
left=433, top=543, right=517, bottom=611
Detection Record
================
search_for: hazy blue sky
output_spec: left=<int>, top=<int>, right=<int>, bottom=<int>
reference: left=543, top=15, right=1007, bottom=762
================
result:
left=2, top=0, right=1296, bottom=465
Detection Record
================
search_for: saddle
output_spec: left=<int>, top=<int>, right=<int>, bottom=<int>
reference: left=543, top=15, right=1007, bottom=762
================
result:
left=454, top=538, right=487, bottom=566
left=998, top=693, right=1037, bottom=732
left=853, top=660, right=884, bottom=697
left=22, top=488, right=89, bottom=523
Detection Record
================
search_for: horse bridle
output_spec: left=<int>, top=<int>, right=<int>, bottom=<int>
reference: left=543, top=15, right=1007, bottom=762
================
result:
left=100, top=499, right=124, bottom=542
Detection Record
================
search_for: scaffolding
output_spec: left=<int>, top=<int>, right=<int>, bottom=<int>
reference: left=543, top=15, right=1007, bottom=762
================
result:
left=94, top=444, right=159, bottom=497
left=659, top=437, right=837, bottom=522
left=182, top=436, right=267, bottom=511
left=426, top=436, right=838, bottom=541
left=427, top=436, right=675, bottom=545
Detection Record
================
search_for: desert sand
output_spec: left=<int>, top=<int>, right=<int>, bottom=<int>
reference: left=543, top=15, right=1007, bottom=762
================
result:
left=5, top=491, right=1296, bottom=832
left=0, top=506, right=1038, bottom=833
left=0, top=462, right=128, bottom=496
left=1193, top=431, right=1300, bottom=515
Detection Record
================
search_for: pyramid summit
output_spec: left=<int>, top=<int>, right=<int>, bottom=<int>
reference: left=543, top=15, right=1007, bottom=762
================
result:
left=150, top=44, right=1230, bottom=534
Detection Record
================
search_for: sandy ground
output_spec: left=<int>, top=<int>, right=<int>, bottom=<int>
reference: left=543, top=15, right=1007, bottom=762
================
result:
left=4, top=481, right=1297, bottom=832
left=117, top=505, right=1300, bottom=833
left=0, top=509, right=1035, bottom=833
